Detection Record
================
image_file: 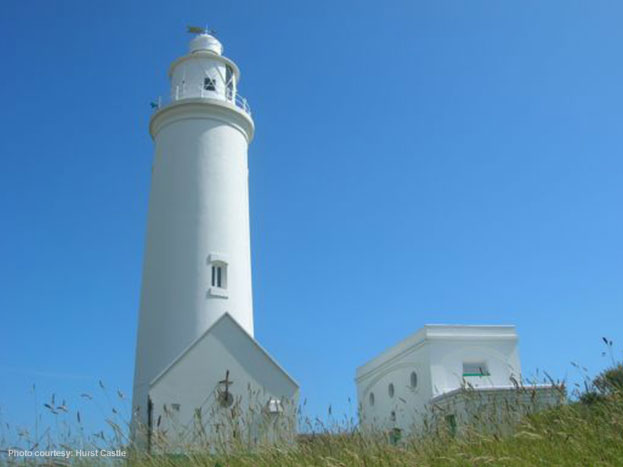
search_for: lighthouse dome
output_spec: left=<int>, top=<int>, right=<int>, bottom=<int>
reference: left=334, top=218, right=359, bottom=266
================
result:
left=190, top=33, right=223, bottom=55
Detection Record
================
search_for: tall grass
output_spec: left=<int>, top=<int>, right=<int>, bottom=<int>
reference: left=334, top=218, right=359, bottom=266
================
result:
left=2, top=353, right=623, bottom=465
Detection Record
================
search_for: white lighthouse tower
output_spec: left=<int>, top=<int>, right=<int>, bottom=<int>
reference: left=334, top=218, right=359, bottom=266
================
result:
left=131, top=30, right=298, bottom=449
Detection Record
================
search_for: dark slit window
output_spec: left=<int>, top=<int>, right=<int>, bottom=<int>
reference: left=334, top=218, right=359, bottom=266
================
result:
left=212, top=265, right=224, bottom=288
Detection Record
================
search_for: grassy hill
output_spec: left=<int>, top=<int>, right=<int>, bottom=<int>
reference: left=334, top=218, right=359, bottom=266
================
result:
left=134, top=394, right=621, bottom=466
left=3, top=364, right=623, bottom=466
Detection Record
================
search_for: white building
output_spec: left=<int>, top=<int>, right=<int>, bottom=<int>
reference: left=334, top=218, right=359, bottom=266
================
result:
left=131, top=30, right=298, bottom=451
left=356, top=325, right=563, bottom=438
left=147, top=313, right=298, bottom=452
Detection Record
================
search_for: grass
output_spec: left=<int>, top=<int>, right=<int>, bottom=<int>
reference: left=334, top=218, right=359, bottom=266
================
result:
left=129, top=391, right=621, bottom=466
left=2, top=361, right=623, bottom=465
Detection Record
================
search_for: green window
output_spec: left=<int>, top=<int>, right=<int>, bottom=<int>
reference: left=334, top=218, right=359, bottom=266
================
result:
left=462, top=362, right=490, bottom=377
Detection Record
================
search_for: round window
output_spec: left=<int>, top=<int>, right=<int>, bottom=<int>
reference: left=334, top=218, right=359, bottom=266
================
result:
left=388, top=383, right=395, bottom=398
left=218, top=391, right=234, bottom=408
left=369, top=392, right=375, bottom=406
left=410, top=371, right=418, bottom=389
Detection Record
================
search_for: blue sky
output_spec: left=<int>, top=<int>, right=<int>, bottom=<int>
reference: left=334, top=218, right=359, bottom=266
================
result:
left=1, top=0, right=623, bottom=435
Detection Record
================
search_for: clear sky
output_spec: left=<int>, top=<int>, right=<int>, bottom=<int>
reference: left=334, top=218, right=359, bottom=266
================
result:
left=1, top=0, right=623, bottom=435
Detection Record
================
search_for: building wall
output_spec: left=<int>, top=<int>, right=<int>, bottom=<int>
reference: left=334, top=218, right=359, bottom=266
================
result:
left=428, top=337, right=521, bottom=396
left=356, top=326, right=527, bottom=437
left=132, top=107, right=255, bottom=432
left=357, top=344, right=432, bottom=433
left=146, top=317, right=298, bottom=452
left=431, top=385, right=565, bottom=436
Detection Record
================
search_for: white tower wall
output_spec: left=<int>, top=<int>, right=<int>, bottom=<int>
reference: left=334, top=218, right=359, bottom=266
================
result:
left=132, top=33, right=255, bottom=435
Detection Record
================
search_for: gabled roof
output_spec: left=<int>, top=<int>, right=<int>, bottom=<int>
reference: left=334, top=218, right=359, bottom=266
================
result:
left=355, top=324, right=517, bottom=381
left=149, top=312, right=299, bottom=388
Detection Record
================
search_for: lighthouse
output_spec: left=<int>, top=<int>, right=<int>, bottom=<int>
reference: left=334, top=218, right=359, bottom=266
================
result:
left=131, top=30, right=298, bottom=450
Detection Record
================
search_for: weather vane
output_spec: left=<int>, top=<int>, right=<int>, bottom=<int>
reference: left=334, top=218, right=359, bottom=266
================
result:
left=187, top=25, right=216, bottom=36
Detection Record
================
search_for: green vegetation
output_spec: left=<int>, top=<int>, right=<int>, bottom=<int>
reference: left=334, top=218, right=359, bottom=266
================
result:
left=135, top=391, right=623, bottom=466
left=3, top=359, right=623, bottom=465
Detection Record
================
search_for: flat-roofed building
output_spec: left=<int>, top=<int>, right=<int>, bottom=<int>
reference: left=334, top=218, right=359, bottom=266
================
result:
left=355, top=325, right=563, bottom=437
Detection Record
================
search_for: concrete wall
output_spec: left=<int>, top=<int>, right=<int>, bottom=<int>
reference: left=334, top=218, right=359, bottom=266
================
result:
left=431, top=385, right=565, bottom=436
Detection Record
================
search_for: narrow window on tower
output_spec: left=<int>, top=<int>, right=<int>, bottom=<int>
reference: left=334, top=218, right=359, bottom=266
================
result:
left=211, top=265, right=225, bottom=288
left=204, top=77, right=216, bottom=91
left=208, top=255, right=229, bottom=298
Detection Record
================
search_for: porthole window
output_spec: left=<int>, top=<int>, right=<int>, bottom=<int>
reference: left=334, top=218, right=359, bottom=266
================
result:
left=410, top=371, right=418, bottom=389
left=218, top=391, right=233, bottom=408
left=388, top=383, right=394, bottom=398
left=369, top=392, right=375, bottom=406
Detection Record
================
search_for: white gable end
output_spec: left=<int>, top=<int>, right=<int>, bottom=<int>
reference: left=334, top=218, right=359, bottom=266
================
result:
left=145, top=313, right=298, bottom=452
